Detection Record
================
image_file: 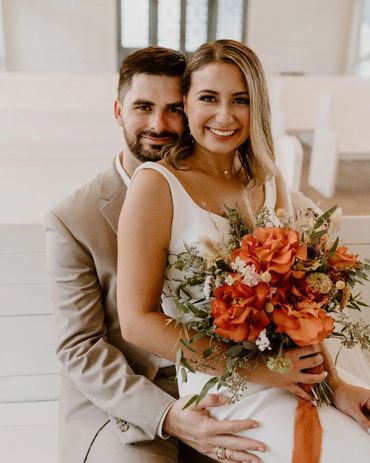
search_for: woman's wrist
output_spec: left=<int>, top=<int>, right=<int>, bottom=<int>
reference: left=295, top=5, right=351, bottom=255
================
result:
left=325, top=365, right=342, bottom=390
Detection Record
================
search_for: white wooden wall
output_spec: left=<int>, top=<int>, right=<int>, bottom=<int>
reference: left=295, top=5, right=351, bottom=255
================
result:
left=0, top=73, right=121, bottom=223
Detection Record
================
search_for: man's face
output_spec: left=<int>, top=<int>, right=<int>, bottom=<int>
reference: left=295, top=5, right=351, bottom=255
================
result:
left=115, top=74, right=184, bottom=162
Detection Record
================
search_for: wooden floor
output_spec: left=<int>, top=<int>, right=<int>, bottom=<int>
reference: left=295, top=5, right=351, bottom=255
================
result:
left=300, top=147, right=370, bottom=215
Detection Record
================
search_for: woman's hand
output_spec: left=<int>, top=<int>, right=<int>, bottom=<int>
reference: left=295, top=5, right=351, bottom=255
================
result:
left=330, top=378, right=370, bottom=433
left=246, top=344, right=326, bottom=401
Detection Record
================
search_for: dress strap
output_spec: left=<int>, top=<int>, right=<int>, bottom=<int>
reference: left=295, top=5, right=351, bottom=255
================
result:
left=132, top=162, right=184, bottom=195
left=264, top=177, right=277, bottom=210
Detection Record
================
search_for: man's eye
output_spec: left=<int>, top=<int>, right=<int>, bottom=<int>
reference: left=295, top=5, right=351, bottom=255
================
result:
left=168, top=107, right=183, bottom=114
left=136, top=105, right=151, bottom=111
left=199, top=95, right=215, bottom=102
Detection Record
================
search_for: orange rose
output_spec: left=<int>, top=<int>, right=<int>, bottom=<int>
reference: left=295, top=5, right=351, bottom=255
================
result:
left=327, top=246, right=357, bottom=270
left=211, top=282, right=270, bottom=342
left=272, top=301, right=333, bottom=347
left=233, top=228, right=307, bottom=280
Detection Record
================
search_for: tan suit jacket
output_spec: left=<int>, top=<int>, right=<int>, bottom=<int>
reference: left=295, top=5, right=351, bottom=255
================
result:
left=45, top=159, right=175, bottom=462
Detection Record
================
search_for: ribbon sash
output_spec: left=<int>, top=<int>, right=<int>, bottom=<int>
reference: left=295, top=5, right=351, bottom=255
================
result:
left=292, top=396, right=323, bottom=463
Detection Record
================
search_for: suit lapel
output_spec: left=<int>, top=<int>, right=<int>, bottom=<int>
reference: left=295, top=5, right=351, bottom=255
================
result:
left=99, top=159, right=127, bottom=236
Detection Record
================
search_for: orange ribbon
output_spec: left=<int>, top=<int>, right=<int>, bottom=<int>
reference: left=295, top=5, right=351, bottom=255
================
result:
left=292, top=365, right=323, bottom=463
left=292, top=397, right=322, bottom=463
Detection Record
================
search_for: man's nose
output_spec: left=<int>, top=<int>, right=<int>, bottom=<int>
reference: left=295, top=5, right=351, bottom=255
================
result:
left=149, top=111, right=167, bottom=133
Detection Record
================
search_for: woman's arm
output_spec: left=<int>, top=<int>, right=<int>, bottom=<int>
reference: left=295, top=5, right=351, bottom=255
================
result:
left=322, top=342, right=370, bottom=432
left=117, top=168, right=221, bottom=365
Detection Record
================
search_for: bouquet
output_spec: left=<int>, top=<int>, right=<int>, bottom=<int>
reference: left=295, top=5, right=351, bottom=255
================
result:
left=170, top=205, right=370, bottom=408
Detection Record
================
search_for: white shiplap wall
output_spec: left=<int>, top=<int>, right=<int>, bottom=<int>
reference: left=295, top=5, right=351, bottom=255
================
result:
left=247, top=0, right=355, bottom=75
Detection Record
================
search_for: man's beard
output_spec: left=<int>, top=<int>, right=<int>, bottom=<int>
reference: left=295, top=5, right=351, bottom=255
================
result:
left=123, top=127, right=180, bottom=163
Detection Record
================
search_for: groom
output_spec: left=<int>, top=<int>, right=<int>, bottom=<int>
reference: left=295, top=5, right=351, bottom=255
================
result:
left=45, top=47, right=263, bottom=462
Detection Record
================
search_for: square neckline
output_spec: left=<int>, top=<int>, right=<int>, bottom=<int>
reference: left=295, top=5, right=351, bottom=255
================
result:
left=137, top=161, right=276, bottom=222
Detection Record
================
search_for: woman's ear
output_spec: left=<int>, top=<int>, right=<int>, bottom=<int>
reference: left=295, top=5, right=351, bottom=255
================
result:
left=114, top=100, right=123, bottom=127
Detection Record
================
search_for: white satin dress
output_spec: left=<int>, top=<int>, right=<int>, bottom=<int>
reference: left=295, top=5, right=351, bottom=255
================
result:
left=135, top=162, right=370, bottom=462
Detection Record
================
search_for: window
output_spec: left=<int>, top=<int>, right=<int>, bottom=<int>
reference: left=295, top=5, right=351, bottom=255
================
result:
left=117, top=0, right=248, bottom=64
left=353, top=0, right=370, bottom=77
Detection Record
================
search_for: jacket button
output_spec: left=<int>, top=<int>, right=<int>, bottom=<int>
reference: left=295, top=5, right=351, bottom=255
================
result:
left=120, top=423, right=129, bottom=432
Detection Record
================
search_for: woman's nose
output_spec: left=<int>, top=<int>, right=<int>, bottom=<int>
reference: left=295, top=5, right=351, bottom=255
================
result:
left=215, top=104, right=234, bottom=124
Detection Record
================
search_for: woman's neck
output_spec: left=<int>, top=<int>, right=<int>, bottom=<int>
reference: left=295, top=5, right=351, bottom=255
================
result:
left=188, top=145, right=239, bottom=179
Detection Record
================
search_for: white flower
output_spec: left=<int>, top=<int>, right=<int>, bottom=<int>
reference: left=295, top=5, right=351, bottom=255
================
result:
left=231, top=256, right=247, bottom=272
left=255, top=329, right=271, bottom=352
left=242, top=266, right=260, bottom=287
left=231, top=258, right=260, bottom=287
left=203, top=275, right=213, bottom=299
left=215, top=276, right=223, bottom=288
left=225, top=275, right=235, bottom=286
left=269, top=287, right=277, bottom=297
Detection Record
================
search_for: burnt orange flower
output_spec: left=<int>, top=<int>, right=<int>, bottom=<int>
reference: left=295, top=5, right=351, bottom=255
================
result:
left=327, top=246, right=357, bottom=271
left=211, top=282, right=270, bottom=342
left=233, top=228, right=307, bottom=281
left=272, top=301, right=333, bottom=347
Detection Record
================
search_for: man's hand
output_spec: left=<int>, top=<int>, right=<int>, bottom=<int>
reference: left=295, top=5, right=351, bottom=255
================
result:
left=331, top=379, right=370, bottom=433
left=163, top=394, right=266, bottom=463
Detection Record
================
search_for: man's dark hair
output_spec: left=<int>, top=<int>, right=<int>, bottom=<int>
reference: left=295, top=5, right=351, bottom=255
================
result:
left=117, top=47, right=186, bottom=101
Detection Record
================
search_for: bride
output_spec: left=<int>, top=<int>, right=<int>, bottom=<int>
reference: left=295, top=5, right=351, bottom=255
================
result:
left=117, top=40, right=370, bottom=462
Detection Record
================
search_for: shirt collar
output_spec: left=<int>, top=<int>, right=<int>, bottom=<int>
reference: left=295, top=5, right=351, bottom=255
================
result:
left=115, top=153, right=131, bottom=187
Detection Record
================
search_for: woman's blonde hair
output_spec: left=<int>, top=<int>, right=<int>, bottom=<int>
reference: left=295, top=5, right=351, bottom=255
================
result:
left=163, top=39, right=276, bottom=189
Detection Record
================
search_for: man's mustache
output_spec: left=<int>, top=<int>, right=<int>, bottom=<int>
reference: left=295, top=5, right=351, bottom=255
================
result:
left=138, top=130, right=179, bottom=140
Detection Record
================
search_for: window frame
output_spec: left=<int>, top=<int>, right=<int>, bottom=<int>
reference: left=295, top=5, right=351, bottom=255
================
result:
left=117, top=0, right=248, bottom=66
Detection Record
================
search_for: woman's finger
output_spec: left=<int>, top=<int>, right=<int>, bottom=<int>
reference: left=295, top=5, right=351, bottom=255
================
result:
left=289, top=383, right=312, bottom=401
left=298, top=353, right=324, bottom=370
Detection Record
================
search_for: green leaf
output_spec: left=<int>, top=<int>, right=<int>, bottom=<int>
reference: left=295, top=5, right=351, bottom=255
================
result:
left=180, top=357, right=196, bottom=374
left=182, top=394, right=199, bottom=409
left=180, top=338, right=196, bottom=353
left=202, top=347, right=214, bottom=358
left=195, top=377, right=219, bottom=405
left=181, top=367, right=188, bottom=383
left=328, top=237, right=339, bottom=257
left=225, top=345, right=244, bottom=357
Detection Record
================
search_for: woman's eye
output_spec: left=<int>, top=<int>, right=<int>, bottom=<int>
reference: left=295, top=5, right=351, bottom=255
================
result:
left=234, top=97, right=250, bottom=105
left=199, top=95, right=215, bottom=102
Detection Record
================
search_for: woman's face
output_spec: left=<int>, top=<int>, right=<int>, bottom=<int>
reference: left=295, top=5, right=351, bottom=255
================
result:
left=184, top=62, right=250, bottom=158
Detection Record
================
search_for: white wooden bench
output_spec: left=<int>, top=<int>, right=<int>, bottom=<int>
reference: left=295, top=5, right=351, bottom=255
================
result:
left=326, top=215, right=370, bottom=378
left=0, top=224, right=59, bottom=463
left=308, top=88, right=370, bottom=197
left=275, top=135, right=304, bottom=192
left=268, top=75, right=370, bottom=198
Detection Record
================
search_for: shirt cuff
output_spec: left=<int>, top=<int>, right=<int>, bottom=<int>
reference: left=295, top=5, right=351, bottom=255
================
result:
left=156, top=400, right=176, bottom=439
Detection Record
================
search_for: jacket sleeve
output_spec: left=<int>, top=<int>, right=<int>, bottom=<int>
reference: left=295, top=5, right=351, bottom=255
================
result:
left=45, top=210, right=175, bottom=443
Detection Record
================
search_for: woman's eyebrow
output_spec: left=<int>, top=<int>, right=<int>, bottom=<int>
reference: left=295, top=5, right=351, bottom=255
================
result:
left=195, top=90, right=249, bottom=96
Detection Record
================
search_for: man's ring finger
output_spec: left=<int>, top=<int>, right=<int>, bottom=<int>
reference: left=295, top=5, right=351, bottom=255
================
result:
left=216, top=446, right=227, bottom=461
